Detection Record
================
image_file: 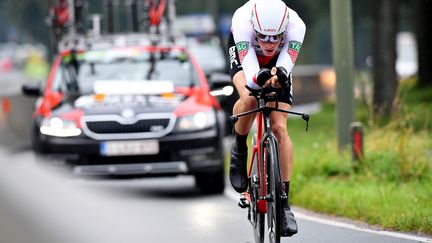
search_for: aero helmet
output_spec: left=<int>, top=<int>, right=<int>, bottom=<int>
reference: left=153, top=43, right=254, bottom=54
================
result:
left=251, top=0, right=289, bottom=36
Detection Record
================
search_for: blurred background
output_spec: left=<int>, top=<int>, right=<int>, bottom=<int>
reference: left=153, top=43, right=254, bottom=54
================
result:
left=1, top=0, right=429, bottom=113
left=0, top=0, right=422, bottom=70
left=0, top=0, right=431, bottom=242
left=1, top=0, right=429, bottom=134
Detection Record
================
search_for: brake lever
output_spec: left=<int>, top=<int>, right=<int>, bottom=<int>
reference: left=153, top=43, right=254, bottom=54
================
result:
left=230, top=115, right=239, bottom=124
left=302, top=113, right=310, bottom=132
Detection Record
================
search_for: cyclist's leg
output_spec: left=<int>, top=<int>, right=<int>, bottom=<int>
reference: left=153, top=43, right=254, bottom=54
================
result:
left=228, top=31, right=257, bottom=136
left=269, top=102, right=292, bottom=182
left=229, top=72, right=257, bottom=193
left=232, top=71, right=257, bottom=135
left=269, top=102, right=298, bottom=237
left=228, top=32, right=257, bottom=192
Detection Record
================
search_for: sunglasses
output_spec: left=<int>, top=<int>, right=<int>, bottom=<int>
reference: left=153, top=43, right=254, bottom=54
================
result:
left=255, top=32, right=285, bottom=43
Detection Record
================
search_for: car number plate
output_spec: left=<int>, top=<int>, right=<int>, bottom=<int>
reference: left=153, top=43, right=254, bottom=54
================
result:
left=100, top=140, right=159, bottom=156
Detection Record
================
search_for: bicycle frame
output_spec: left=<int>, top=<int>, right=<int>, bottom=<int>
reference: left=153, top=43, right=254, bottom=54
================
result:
left=143, top=0, right=176, bottom=36
left=249, top=103, right=277, bottom=214
left=146, top=0, right=166, bottom=27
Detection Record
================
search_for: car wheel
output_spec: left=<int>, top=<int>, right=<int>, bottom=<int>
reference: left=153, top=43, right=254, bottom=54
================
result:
left=31, top=121, right=47, bottom=154
left=195, top=167, right=225, bottom=194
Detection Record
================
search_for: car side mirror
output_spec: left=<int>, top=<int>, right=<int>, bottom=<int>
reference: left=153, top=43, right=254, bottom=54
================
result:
left=209, top=72, right=231, bottom=90
left=209, top=73, right=234, bottom=97
left=22, top=83, right=42, bottom=97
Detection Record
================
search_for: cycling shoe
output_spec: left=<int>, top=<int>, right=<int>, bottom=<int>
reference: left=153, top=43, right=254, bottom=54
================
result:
left=280, top=196, right=298, bottom=237
left=229, top=145, right=248, bottom=193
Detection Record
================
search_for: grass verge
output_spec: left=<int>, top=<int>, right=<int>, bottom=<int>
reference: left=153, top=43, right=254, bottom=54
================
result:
left=288, top=81, right=432, bottom=235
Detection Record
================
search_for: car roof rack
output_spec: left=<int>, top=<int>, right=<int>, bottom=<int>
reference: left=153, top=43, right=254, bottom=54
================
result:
left=49, top=0, right=183, bottom=55
left=58, top=32, right=187, bottom=54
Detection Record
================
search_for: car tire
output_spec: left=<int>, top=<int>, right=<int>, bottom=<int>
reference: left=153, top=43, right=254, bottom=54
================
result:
left=195, top=167, right=225, bottom=194
left=31, top=120, right=47, bottom=154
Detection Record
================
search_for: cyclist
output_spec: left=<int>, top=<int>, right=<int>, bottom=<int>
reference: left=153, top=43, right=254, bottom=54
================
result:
left=228, top=0, right=306, bottom=237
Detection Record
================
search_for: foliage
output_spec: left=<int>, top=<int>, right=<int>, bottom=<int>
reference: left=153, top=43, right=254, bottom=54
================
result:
left=4, top=0, right=50, bottom=43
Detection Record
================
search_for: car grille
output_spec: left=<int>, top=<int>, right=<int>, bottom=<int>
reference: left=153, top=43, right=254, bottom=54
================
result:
left=86, top=119, right=170, bottom=134
left=81, top=114, right=176, bottom=140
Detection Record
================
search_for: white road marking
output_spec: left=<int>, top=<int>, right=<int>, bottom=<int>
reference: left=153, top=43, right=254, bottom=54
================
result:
left=224, top=188, right=432, bottom=243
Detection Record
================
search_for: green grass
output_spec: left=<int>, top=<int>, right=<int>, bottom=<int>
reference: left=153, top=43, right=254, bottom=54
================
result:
left=224, top=80, right=432, bottom=235
left=287, top=80, right=432, bottom=235
left=293, top=178, right=432, bottom=234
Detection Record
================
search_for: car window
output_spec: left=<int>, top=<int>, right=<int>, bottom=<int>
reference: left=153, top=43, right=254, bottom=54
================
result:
left=78, top=60, right=199, bottom=94
left=51, top=64, right=79, bottom=93
left=52, top=51, right=201, bottom=94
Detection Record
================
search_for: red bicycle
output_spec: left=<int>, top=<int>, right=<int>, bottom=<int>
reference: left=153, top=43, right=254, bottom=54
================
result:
left=231, top=86, right=309, bottom=243
left=47, top=0, right=70, bottom=54
left=143, top=0, right=175, bottom=35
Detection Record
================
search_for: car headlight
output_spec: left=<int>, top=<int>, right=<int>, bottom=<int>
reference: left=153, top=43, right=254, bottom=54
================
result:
left=40, top=117, right=82, bottom=137
left=175, top=111, right=216, bottom=132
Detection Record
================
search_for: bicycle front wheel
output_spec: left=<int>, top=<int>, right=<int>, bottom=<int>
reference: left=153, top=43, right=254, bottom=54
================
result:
left=266, top=137, right=281, bottom=243
left=250, top=135, right=265, bottom=243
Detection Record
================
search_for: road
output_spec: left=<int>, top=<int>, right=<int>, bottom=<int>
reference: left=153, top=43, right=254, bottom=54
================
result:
left=0, top=147, right=430, bottom=243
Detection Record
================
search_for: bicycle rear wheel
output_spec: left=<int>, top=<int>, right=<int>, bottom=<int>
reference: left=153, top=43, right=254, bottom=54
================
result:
left=266, top=137, right=281, bottom=243
left=250, top=135, right=265, bottom=243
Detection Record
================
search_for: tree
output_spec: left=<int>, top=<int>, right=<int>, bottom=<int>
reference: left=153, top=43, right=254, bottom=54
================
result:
left=415, top=0, right=432, bottom=87
left=5, top=0, right=50, bottom=44
left=372, top=0, right=399, bottom=116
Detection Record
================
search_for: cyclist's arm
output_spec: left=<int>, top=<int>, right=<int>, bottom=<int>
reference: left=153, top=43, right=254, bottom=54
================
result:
left=231, top=5, right=262, bottom=90
left=275, top=9, right=306, bottom=74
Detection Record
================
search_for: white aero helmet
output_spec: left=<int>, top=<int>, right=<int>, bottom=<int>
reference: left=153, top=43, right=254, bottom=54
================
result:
left=251, top=0, right=289, bottom=36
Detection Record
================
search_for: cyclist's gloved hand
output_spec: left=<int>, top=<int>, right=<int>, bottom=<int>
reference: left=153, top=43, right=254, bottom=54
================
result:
left=275, top=66, right=290, bottom=88
left=256, top=68, right=272, bottom=87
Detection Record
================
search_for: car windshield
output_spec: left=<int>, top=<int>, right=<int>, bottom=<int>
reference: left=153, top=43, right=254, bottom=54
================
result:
left=52, top=49, right=201, bottom=95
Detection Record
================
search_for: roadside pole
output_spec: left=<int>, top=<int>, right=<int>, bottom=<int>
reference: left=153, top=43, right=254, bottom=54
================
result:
left=330, top=0, right=355, bottom=149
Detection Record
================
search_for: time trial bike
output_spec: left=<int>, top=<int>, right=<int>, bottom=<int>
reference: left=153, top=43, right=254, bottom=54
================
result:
left=231, top=86, right=309, bottom=243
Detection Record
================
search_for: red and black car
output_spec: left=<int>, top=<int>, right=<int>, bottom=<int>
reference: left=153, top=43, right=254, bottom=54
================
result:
left=22, top=34, right=231, bottom=193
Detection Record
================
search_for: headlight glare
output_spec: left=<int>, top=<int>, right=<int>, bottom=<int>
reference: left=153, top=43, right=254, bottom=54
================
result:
left=193, top=112, right=208, bottom=128
left=49, top=117, right=64, bottom=129
left=40, top=117, right=81, bottom=137
left=175, top=111, right=216, bottom=132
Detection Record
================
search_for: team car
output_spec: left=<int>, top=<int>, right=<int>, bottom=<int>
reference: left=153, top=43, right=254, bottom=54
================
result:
left=22, top=34, right=229, bottom=193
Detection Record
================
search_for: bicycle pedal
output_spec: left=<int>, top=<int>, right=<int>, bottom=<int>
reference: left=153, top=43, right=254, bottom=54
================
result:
left=238, top=197, right=250, bottom=209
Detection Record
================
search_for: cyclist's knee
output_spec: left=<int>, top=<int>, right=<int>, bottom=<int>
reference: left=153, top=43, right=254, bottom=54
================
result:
left=272, top=124, right=288, bottom=142
left=239, top=95, right=257, bottom=110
